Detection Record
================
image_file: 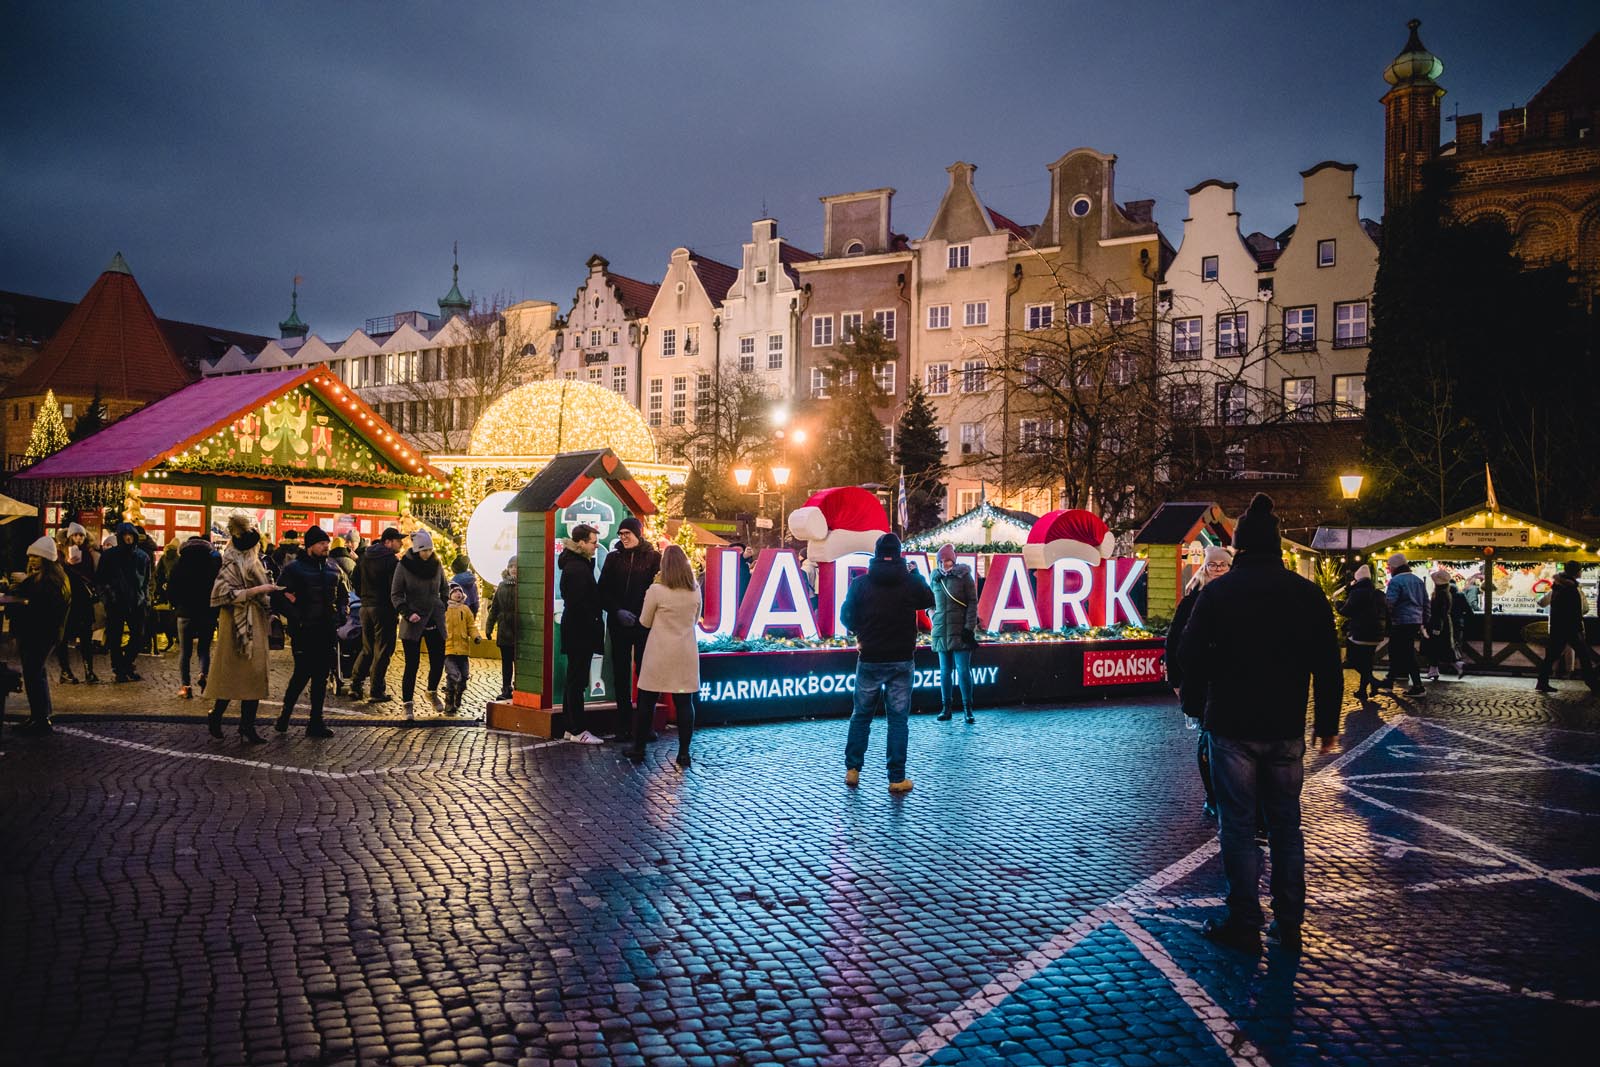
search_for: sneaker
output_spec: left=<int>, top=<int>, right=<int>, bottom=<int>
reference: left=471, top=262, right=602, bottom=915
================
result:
left=888, top=778, right=914, bottom=794
left=1403, top=685, right=1428, bottom=697
left=845, top=768, right=860, bottom=787
left=575, top=730, right=606, bottom=745
left=1200, top=917, right=1260, bottom=953
left=1202, top=800, right=1217, bottom=820
left=563, top=731, right=581, bottom=742
left=1427, top=669, right=1440, bottom=681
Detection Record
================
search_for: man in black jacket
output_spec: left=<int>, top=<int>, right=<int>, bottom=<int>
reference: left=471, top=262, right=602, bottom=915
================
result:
left=840, top=533, right=934, bottom=793
left=559, top=524, right=606, bottom=744
left=97, top=521, right=151, bottom=682
left=349, top=526, right=403, bottom=702
left=275, top=526, right=348, bottom=738
left=1180, top=494, right=1343, bottom=952
left=597, top=516, right=660, bottom=741
left=1535, top=561, right=1600, bottom=695
left=167, top=533, right=221, bottom=698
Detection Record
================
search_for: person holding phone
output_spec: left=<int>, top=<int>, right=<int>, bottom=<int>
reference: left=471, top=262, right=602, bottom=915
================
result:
left=205, top=512, right=279, bottom=743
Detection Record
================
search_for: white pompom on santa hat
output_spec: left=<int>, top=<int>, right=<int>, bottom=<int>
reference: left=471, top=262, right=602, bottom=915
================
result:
left=1021, top=509, right=1116, bottom=569
left=787, top=486, right=891, bottom=563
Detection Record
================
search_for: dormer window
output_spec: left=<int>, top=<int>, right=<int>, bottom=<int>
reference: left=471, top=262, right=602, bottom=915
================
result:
left=948, top=244, right=970, bottom=269
left=755, top=268, right=768, bottom=284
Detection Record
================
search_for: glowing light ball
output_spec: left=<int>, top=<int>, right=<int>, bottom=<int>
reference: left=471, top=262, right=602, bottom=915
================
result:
left=464, top=490, right=518, bottom=585
left=469, top=379, right=658, bottom=463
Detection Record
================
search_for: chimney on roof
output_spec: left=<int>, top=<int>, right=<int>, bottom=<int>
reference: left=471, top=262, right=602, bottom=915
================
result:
left=754, top=219, right=777, bottom=242
left=1122, top=199, right=1155, bottom=224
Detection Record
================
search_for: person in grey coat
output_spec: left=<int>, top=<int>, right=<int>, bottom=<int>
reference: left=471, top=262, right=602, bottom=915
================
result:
left=1379, top=551, right=1428, bottom=697
left=391, top=529, right=450, bottom=719
left=928, top=543, right=979, bottom=723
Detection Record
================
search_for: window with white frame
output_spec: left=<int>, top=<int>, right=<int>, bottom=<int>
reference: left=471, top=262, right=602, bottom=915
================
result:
left=1170, top=383, right=1202, bottom=420
left=1283, top=377, right=1316, bottom=420
left=1224, top=442, right=1246, bottom=473
left=1022, top=353, right=1046, bottom=390
left=589, top=328, right=602, bottom=347
left=755, top=268, right=768, bottom=284
left=671, top=376, right=687, bottom=425
left=1334, top=374, right=1366, bottom=418
left=810, top=366, right=830, bottom=398
left=927, top=304, right=951, bottom=329
left=1066, top=300, right=1093, bottom=325
left=1026, top=303, right=1054, bottom=331
left=647, top=378, right=663, bottom=426
left=956, top=488, right=981, bottom=512
left=1334, top=301, right=1368, bottom=348
left=874, top=309, right=896, bottom=341
left=563, top=370, right=578, bottom=381
left=612, top=366, right=627, bottom=394
left=611, top=329, right=619, bottom=345
left=588, top=367, right=604, bottom=384
left=767, top=333, right=784, bottom=369
left=964, top=301, right=988, bottom=327
left=1284, top=306, right=1316, bottom=351
left=1216, top=311, right=1247, bottom=356
left=873, top=362, right=896, bottom=395
left=812, top=315, right=834, bottom=347
left=661, top=328, right=677, bottom=358
left=1317, top=239, right=1336, bottom=267
left=1108, top=295, right=1135, bottom=324
left=961, top=359, right=987, bottom=393
left=881, top=424, right=894, bottom=453
left=696, top=373, right=712, bottom=418
left=1172, top=317, right=1202, bottom=359
left=685, top=323, right=700, bottom=356
left=739, top=336, right=756, bottom=373
left=925, top=362, right=950, bottom=395
left=1216, top=382, right=1249, bottom=425
left=959, top=422, right=986, bottom=455
left=841, top=311, right=863, bottom=340
left=1201, top=255, right=1219, bottom=282
left=948, top=244, right=970, bottom=269
left=1019, top=418, right=1044, bottom=453
left=836, top=363, right=859, bottom=388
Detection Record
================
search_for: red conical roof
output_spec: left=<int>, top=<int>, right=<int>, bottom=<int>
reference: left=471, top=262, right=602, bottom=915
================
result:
left=2, top=253, right=196, bottom=402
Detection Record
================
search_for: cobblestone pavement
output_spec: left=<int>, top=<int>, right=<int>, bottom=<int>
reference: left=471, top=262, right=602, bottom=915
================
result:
left=1, top=675, right=1596, bottom=1066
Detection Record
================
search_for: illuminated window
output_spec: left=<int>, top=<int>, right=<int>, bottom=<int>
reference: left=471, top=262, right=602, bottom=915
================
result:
left=1334, top=374, right=1366, bottom=418
left=1283, top=377, right=1316, bottom=421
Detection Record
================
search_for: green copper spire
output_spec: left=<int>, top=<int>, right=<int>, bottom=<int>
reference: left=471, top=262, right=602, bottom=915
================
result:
left=438, top=241, right=470, bottom=321
left=105, top=251, right=133, bottom=275
left=279, top=274, right=309, bottom=339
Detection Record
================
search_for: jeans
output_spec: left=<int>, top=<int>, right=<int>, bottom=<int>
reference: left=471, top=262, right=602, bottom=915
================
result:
left=400, top=628, right=445, bottom=702
left=177, top=614, right=215, bottom=687
left=1196, top=729, right=1216, bottom=806
left=104, top=604, right=146, bottom=676
left=844, top=659, right=914, bottom=783
left=498, top=644, right=514, bottom=696
left=282, top=624, right=336, bottom=727
left=1386, top=623, right=1422, bottom=687
left=352, top=612, right=397, bottom=694
left=936, top=649, right=973, bottom=713
left=1208, top=734, right=1307, bottom=929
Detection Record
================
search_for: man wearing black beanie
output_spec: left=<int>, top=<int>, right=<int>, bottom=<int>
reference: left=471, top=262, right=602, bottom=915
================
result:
left=1178, top=493, right=1343, bottom=953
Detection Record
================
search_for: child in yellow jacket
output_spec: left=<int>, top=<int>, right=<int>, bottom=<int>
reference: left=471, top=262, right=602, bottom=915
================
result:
left=443, top=584, right=481, bottom=715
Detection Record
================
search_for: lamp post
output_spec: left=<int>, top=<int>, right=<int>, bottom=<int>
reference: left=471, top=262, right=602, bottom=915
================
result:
left=1339, top=472, right=1365, bottom=578
left=772, top=465, right=791, bottom=545
left=734, top=465, right=793, bottom=547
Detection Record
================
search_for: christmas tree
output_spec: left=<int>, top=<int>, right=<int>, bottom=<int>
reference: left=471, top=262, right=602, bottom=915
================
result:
left=24, top=389, right=71, bottom=464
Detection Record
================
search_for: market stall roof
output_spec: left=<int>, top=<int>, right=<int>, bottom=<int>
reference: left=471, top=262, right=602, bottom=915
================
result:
left=0, top=492, right=33, bottom=525
left=903, top=501, right=1037, bottom=550
left=505, top=448, right=656, bottom=518
left=12, top=365, right=446, bottom=486
left=666, top=518, right=729, bottom=548
left=1310, top=526, right=1413, bottom=552
left=1133, top=502, right=1234, bottom=546
left=1360, top=503, right=1599, bottom=562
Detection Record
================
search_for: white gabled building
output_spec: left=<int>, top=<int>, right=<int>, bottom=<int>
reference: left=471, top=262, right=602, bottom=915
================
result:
left=716, top=218, right=817, bottom=403
left=553, top=254, right=660, bottom=407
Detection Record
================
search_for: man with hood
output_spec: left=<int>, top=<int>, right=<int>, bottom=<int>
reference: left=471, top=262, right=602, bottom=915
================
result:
left=597, top=516, right=660, bottom=740
left=1179, top=493, right=1343, bottom=953
left=276, top=526, right=347, bottom=736
left=350, top=526, right=403, bottom=703
left=97, top=521, right=152, bottom=682
left=167, top=531, right=222, bottom=699
left=558, top=524, right=606, bottom=744
left=840, top=533, right=934, bottom=793
left=1535, top=561, right=1600, bottom=695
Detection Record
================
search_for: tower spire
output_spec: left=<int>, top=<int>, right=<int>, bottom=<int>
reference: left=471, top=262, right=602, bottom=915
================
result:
left=438, top=241, right=470, bottom=322
left=279, top=274, right=309, bottom=339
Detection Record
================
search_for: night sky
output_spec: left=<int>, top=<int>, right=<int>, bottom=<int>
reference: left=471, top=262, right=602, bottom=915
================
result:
left=2, top=2, right=1592, bottom=339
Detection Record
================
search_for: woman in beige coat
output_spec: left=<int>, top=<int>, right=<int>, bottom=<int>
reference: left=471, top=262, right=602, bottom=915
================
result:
left=626, top=544, right=701, bottom=769
left=206, top=512, right=278, bottom=743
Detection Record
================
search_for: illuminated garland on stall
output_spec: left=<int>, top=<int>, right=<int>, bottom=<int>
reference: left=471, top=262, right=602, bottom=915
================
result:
left=158, top=457, right=444, bottom=493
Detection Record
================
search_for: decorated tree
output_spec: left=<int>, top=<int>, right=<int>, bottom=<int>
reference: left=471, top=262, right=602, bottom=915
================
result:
left=24, top=389, right=71, bottom=464
left=895, top=378, right=946, bottom=534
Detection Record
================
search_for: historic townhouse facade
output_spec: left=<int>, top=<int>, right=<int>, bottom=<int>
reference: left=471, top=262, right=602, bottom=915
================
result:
left=716, top=218, right=816, bottom=404
left=637, top=248, right=737, bottom=459
left=910, top=162, right=1028, bottom=517
left=554, top=254, right=659, bottom=407
left=791, top=189, right=912, bottom=461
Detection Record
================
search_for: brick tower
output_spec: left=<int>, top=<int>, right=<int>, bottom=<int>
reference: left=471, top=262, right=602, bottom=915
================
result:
left=1381, top=19, right=1445, bottom=214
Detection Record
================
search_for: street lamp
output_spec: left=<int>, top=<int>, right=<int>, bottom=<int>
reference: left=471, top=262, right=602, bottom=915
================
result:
left=771, top=466, right=791, bottom=544
left=1339, top=472, right=1365, bottom=576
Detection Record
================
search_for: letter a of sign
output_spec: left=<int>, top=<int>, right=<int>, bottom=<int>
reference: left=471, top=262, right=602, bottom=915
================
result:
left=696, top=545, right=740, bottom=641
left=735, top=549, right=820, bottom=641
left=977, top=554, right=1041, bottom=631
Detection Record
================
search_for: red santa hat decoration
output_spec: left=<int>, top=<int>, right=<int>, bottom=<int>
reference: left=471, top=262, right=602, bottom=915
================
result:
left=1021, top=509, right=1116, bottom=569
left=787, top=486, right=890, bottom=563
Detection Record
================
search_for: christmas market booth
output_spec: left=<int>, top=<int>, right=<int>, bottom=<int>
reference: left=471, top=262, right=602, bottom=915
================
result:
left=1361, top=501, right=1599, bottom=672
left=11, top=366, right=448, bottom=546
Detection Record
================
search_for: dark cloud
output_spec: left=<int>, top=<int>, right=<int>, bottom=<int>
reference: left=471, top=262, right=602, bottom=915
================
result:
left=1, top=1, right=1590, bottom=337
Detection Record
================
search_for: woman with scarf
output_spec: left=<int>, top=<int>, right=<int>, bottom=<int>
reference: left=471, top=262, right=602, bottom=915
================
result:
left=205, top=512, right=278, bottom=743
left=391, top=529, right=451, bottom=719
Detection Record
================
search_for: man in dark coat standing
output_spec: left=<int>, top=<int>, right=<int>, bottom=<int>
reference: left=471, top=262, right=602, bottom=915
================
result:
left=559, top=524, right=605, bottom=744
left=1535, top=561, right=1600, bottom=695
left=168, top=532, right=222, bottom=698
left=350, top=526, right=403, bottom=703
left=841, top=533, right=935, bottom=793
left=275, top=526, right=347, bottom=738
left=597, top=516, right=660, bottom=740
left=1180, top=493, right=1343, bottom=953
left=97, top=521, right=152, bottom=682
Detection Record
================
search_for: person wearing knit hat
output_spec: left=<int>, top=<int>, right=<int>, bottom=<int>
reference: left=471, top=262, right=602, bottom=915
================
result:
left=274, top=526, right=347, bottom=738
left=1177, top=491, right=1343, bottom=952
left=393, top=527, right=451, bottom=718
left=839, top=524, right=935, bottom=793
left=206, top=511, right=278, bottom=742
left=349, top=525, right=405, bottom=704
left=1535, top=561, right=1600, bottom=696
left=1166, top=542, right=1233, bottom=819
left=55, top=521, right=102, bottom=684
left=1379, top=550, right=1428, bottom=696
left=598, top=513, right=660, bottom=743
left=1337, top=562, right=1385, bottom=701
left=441, top=581, right=483, bottom=715
left=1422, top=568, right=1464, bottom=682
left=12, top=536, right=73, bottom=735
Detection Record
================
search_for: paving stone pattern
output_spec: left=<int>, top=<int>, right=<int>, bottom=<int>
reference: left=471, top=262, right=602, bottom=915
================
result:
left=0, top=674, right=1596, bottom=1066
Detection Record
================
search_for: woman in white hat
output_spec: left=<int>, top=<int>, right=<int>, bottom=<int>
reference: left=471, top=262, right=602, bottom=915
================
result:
left=206, top=512, right=279, bottom=743
left=54, top=522, right=101, bottom=685
left=13, top=536, right=73, bottom=735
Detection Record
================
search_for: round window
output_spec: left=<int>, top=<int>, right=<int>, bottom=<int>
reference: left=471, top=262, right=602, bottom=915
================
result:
left=1070, top=196, right=1092, bottom=218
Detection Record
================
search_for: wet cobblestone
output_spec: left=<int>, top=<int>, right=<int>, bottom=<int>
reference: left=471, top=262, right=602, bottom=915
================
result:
left=1, top=675, right=1595, bottom=1065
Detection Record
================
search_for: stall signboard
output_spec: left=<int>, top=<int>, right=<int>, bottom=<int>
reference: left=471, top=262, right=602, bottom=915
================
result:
left=1445, top=527, right=1530, bottom=548
left=352, top=496, right=398, bottom=513
left=217, top=488, right=272, bottom=506
left=139, top=482, right=203, bottom=502
left=285, top=485, right=345, bottom=508
left=1083, top=648, right=1166, bottom=686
